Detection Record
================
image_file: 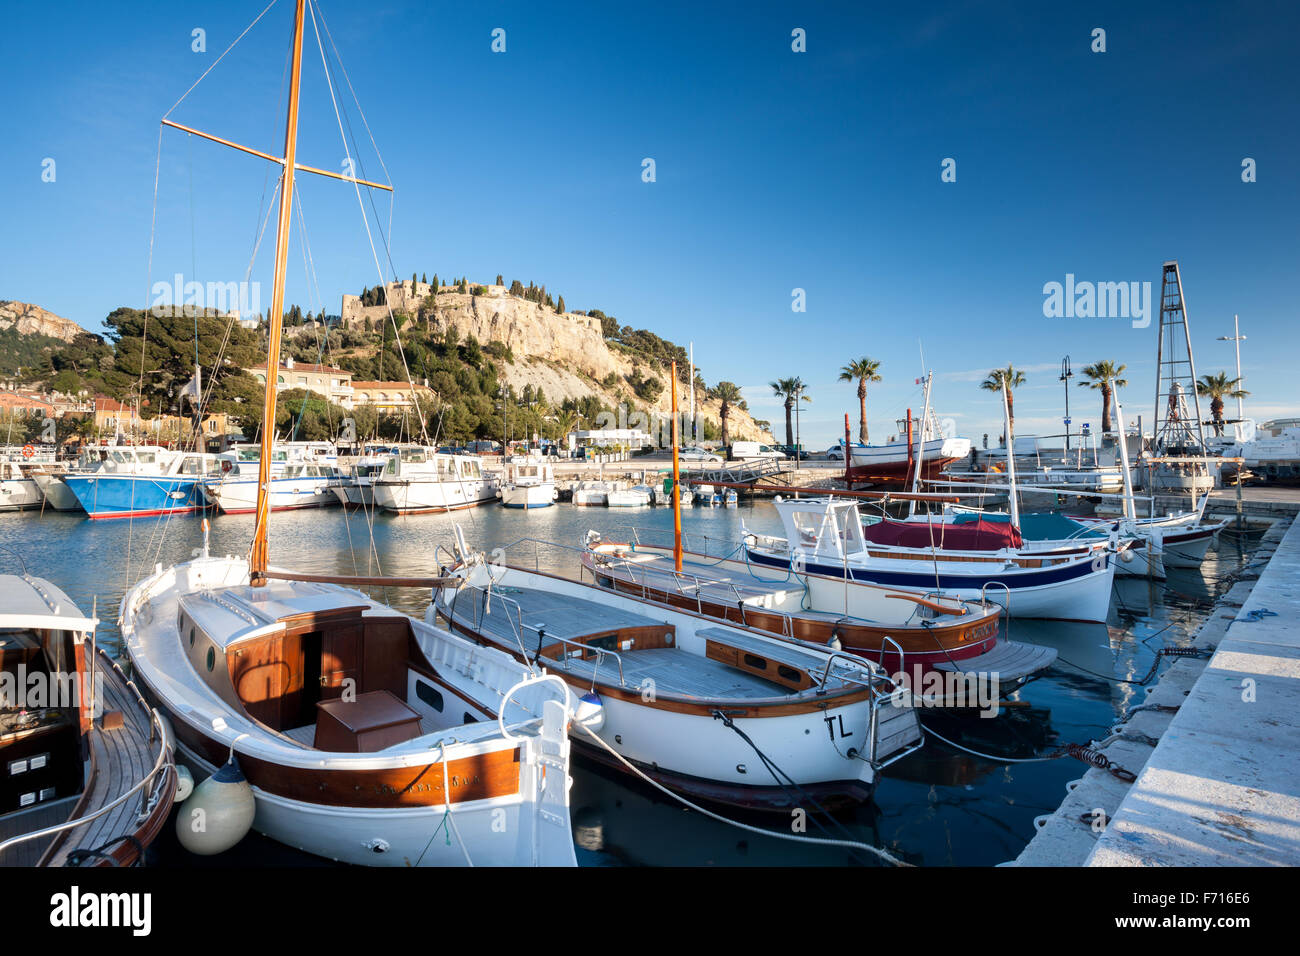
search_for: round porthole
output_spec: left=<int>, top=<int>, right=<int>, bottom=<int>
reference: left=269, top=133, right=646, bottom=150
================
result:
left=206, top=647, right=215, bottom=671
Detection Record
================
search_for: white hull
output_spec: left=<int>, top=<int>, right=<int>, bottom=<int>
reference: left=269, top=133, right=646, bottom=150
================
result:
left=175, top=735, right=566, bottom=867
left=0, top=477, right=43, bottom=511
left=606, top=489, right=652, bottom=508
left=373, top=477, right=498, bottom=514
left=31, top=474, right=81, bottom=510
left=501, top=483, right=557, bottom=509
left=433, top=565, right=923, bottom=808
left=848, top=436, right=971, bottom=468
left=121, top=556, right=577, bottom=867
left=201, top=476, right=338, bottom=514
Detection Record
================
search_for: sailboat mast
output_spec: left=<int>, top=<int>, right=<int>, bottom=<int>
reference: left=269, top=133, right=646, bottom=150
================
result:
left=249, top=0, right=307, bottom=586
left=671, top=360, right=683, bottom=572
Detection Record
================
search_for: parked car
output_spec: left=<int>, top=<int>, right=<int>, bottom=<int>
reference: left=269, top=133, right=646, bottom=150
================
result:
left=679, top=446, right=723, bottom=464
left=826, top=444, right=845, bottom=461
left=774, top=444, right=809, bottom=460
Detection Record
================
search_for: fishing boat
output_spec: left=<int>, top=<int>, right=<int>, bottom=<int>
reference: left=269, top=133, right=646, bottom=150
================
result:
left=62, top=446, right=220, bottom=519
left=745, top=496, right=1117, bottom=622
left=119, top=0, right=577, bottom=867
left=499, top=455, right=558, bottom=509
left=580, top=532, right=1057, bottom=692
left=841, top=375, right=971, bottom=487
left=432, top=548, right=922, bottom=809
left=371, top=447, right=498, bottom=514
left=0, top=572, right=175, bottom=867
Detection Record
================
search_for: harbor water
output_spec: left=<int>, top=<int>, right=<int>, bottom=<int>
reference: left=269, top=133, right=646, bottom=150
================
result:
left=0, top=500, right=1258, bottom=866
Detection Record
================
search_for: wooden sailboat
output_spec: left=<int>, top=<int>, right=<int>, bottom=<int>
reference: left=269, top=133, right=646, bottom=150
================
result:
left=119, top=0, right=576, bottom=866
left=431, top=365, right=924, bottom=809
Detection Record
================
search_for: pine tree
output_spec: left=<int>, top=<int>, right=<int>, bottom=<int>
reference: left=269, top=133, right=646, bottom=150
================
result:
left=421, top=272, right=427, bottom=284
left=495, top=274, right=503, bottom=286
left=556, top=295, right=565, bottom=313
left=432, top=274, right=439, bottom=292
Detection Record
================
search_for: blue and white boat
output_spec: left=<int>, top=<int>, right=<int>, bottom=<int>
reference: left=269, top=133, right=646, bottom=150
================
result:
left=62, top=446, right=219, bottom=519
left=744, top=496, right=1117, bottom=622
left=201, top=447, right=341, bottom=514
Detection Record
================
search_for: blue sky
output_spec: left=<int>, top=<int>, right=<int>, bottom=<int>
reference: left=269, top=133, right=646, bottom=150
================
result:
left=3, top=0, right=1296, bottom=446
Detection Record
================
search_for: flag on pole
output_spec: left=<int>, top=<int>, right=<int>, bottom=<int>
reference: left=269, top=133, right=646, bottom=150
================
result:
left=180, top=365, right=202, bottom=408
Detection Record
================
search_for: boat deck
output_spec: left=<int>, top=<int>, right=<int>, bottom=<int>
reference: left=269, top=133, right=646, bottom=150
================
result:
left=444, top=587, right=823, bottom=699
left=39, top=653, right=172, bottom=867
left=931, top=639, right=1058, bottom=683
left=595, top=553, right=802, bottom=605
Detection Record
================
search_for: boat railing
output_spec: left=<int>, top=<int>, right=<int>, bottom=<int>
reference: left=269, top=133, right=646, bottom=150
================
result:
left=522, top=630, right=627, bottom=689
left=454, top=577, right=628, bottom=689
left=0, top=650, right=174, bottom=864
left=497, top=673, right=572, bottom=741
left=812, top=650, right=894, bottom=700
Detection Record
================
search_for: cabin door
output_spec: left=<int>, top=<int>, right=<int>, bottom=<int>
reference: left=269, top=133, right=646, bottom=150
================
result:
left=318, top=625, right=362, bottom=701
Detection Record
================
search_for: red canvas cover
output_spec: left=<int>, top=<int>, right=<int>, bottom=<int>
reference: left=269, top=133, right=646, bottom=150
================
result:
left=860, top=517, right=1023, bottom=551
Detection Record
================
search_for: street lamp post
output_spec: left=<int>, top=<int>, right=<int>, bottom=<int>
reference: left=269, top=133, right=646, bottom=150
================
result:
left=1217, top=315, right=1246, bottom=422
left=1060, top=356, right=1073, bottom=453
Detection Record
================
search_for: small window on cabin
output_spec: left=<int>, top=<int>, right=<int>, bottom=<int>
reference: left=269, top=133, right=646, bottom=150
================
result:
left=462, top=711, right=475, bottom=725
left=206, top=647, right=215, bottom=671
left=137, top=452, right=156, bottom=464
left=743, top=653, right=768, bottom=670
left=416, top=681, right=444, bottom=713
left=188, top=627, right=195, bottom=647
left=777, top=665, right=801, bottom=683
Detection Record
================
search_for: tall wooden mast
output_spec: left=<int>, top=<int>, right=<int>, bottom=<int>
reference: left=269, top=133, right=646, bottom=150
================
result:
left=670, top=361, right=683, bottom=572
left=249, top=0, right=307, bottom=586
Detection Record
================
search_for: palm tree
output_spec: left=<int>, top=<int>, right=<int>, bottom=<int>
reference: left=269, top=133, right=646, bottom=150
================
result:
left=552, top=409, right=578, bottom=444
left=1196, top=371, right=1249, bottom=437
left=713, top=381, right=744, bottom=448
left=1076, top=360, right=1128, bottom=434
left=769, top=377, right=799, bottom=447
left=838, top=357, right=882, bottom=443
left=979, top=365, right=1027, bottom=439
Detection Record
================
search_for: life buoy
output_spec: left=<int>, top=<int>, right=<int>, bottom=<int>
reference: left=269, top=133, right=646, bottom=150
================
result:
left=21, top=445, right=35, bottom=459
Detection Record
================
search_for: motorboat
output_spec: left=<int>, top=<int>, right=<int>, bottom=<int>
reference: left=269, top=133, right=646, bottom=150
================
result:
left=499, top=455, right=558, bottom=509
left=744, top=497, right=1117, bottom=623
left=201, top=452, right=342, bottom=514
left=606, top=484, right=653, bottom=508
left=0, top=572, right=175, bottom=866
left=371, top=447, right=499, bottom=514
left=62, top=446, right=221, bottom=519
left=571, top=480, right=613, bottom=507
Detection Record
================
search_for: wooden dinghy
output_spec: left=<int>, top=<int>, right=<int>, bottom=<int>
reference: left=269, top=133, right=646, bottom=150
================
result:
left=0, top=573, right=175, bottom=867
left=431, top=555, right=925, bottom=811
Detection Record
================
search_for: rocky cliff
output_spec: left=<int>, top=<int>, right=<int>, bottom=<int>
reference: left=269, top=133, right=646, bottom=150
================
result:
left=341, top=282, right=771, bottom=442
left=0, top=301, right=88, bottom=343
